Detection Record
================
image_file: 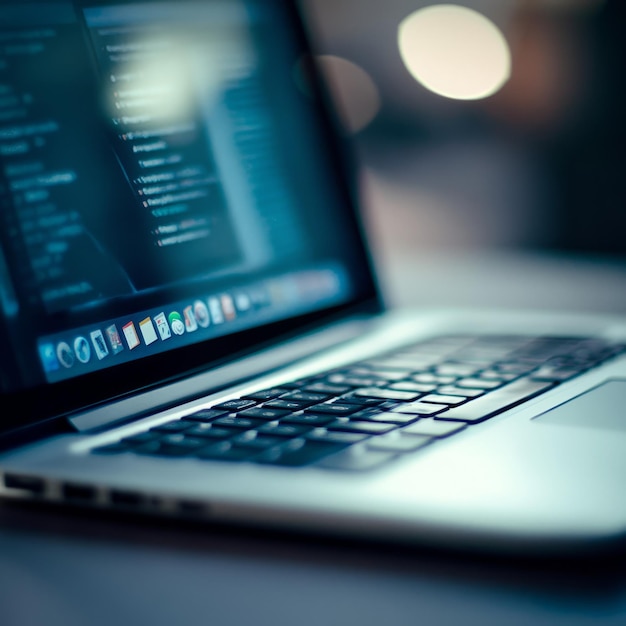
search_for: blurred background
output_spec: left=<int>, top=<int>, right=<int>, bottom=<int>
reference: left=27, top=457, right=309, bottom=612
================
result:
left=298, top=0, right=625, bottom=265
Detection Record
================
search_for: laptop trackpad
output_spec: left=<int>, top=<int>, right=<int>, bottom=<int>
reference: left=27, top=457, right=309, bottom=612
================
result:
left=534, top=380, right=626, bottom=432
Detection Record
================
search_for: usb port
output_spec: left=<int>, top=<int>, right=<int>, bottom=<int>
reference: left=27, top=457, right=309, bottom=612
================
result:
left=4, top=473, right=45, bottom=495
left=110, top=490, right=144, bottom=507
left=62, top=483, right=96, bottom=502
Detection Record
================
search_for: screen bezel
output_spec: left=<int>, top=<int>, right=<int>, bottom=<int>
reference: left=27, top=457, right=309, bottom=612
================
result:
left=0, top=0, right=383, bottom=437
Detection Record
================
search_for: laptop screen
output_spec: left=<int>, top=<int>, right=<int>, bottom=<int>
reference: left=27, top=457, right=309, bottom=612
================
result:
left=0, top=1, right=377, bottom=412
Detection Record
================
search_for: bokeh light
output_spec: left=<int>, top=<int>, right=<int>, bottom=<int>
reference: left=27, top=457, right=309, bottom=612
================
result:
left=398, top=4, right=512, bottom=101
left=313, top=55, right=381, bottom=133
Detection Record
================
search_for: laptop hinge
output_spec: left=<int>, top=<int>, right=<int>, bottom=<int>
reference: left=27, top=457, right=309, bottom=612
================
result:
left=0, top=415, right=76, bottom=454
left=69, top=314, right=377, bottom=434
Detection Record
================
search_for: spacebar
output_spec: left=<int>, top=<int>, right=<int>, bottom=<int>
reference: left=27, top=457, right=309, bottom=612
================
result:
left=435, top=378, right=555, bottom=423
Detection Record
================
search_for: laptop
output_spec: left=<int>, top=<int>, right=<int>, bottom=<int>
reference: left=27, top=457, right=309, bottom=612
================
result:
left=1, top=0, right=626, bottom=554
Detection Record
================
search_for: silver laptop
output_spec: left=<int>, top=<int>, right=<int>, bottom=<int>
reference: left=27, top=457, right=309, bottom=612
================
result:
left=1, top=0, right=626, bottom=553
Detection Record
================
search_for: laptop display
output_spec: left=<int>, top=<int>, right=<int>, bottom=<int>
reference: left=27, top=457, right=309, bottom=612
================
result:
left=0, top=1, right=377, bottom=422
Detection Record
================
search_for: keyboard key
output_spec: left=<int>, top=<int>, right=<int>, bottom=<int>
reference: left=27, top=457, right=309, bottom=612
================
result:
left=327, top=420, right=396, bottom=435
left=183, top=408, right=229, bottom=422
left=387, top=381, right=436, bottom=394
left=455, top=378, right=502, bottom=390
left=419, top=394, right=467, bottom=406
left=279, top=378, right=313, bottom=390
left=480, top=370, right=518, bottom=382
left=305, top=430, right=367, bottom=445
left=231, top=433, right=285, bottom=449
left=160, top=434, right=200, bottom=446
left=159, top=435, right=207, bottom=454
left=238, top=407, right=291, bottom=421
left=328, top=374, right=382, bottom=387
left=530, top=367, right=582, bottom=382
left=304, top=402, right=361, bottom=416
left=134, top=441, right=166, bottom=455
left=401, top=419, right=467, bottom=438
left=123, top=432, right=161, bottom=445
left=213, top=416, right=264, bottom=430
left=256, top=439, right=347, bottom=467
left=436, top=378, right=554, bottom=423
left=354, top=388, right=419, bottom=401
left=242, top=388, right=289, bottom=401
left=339, top=394, right=385, bottom=407
left=281, top=414, right=335, bottom=427
left=436, top=385, right=484, bottom=398
left=317, top=448, right=397, bottom=471
left=347, top=404, right=400, bottom=420
left=355, top=411, right=421, bottom=425
left=265, top=400, right=311, bottom=411
left=135, top=436, right=207, bottom=457
left=360, top=369, right=411, bottom=381
left=364, top=356, right=428, bottom=371
left=151, top=420, right=193, bottom=433
left=435, top=363, right=479, bottom=377
left=367, top=433, right=432, bottom=453
left=257, top=423, right=310, bottom=438
left=391, top=402, right=445, bottom=415
left=412, top=373, right=456, bottom=385
left=304, top=382, right=352, bottom=395
left=213, top=399, right=258, bottom=411
left=493, top=362, right=535, bottom=375
left=281, top=391, right=331, bottom=405
left=185, top=424, right=236, bottom=440
left=195, top=442, right=255, bottom=462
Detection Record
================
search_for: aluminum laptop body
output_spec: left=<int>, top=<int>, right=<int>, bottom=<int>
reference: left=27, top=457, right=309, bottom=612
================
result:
left=1, top=0, right=626, bottom=553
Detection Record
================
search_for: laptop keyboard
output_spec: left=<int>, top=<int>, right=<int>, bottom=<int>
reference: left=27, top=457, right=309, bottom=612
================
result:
left=92, top=335, right=624, bottom=471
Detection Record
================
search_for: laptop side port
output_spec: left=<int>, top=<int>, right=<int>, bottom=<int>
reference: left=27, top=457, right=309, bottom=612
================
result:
left=62, top=483, right=97, bottom=503
left=178, top=500, right=207, bottom=516
left=4, top=473, right=46, bottom=495
left=110, top=490, right=145, bottom=508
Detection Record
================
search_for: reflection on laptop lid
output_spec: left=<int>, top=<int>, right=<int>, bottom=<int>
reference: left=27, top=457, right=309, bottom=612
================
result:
left=0, top=0, right=378, bottom=433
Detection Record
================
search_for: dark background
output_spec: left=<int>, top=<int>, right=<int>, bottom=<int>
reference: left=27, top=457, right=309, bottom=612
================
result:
left=300, top=0, right=625, bottom=258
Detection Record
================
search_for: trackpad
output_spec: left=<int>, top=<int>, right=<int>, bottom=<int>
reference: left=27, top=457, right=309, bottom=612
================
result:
left=534, top=380, right=626, bottom=432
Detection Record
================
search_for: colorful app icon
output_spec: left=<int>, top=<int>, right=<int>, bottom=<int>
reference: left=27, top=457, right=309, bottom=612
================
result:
left=154, top=312, right=171, bottom=340
left=168, top=311, right=185, bottom=336
left=268, top=280, right=285, bottom=305
left=39, top=343, right=59, bottom=373
left=139, top=317, right=158, bottom=346
left=123, top=321, right=140, bottom=350
left=73, top=336, right=91, bottom=364
left=221, top=294, right=236, bottom=321
left=208, top=297, right=224, bottom=324
left=235, top=292, right=251, bottom=314
left=105, top=324, right=124, bottom=355
left=250, top=287, right=269, bottom=310
left=193, top=300, right=210, bottom=328
left=56, top=341, right=75, bottom=368
left=183, top=305, right=198, bottom=332
left=90, top=329, right=110, bottom=360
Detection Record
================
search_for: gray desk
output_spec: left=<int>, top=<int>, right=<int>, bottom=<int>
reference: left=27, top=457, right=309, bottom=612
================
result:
left=3, top=245, right=626, bottom=626
left=3, top=500, right=626, bottom=626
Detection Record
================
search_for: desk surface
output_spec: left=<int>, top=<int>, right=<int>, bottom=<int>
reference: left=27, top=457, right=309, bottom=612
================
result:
left=3, top=500, right=626, bottom=626
left=3, top=204, right=626, bottom=626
